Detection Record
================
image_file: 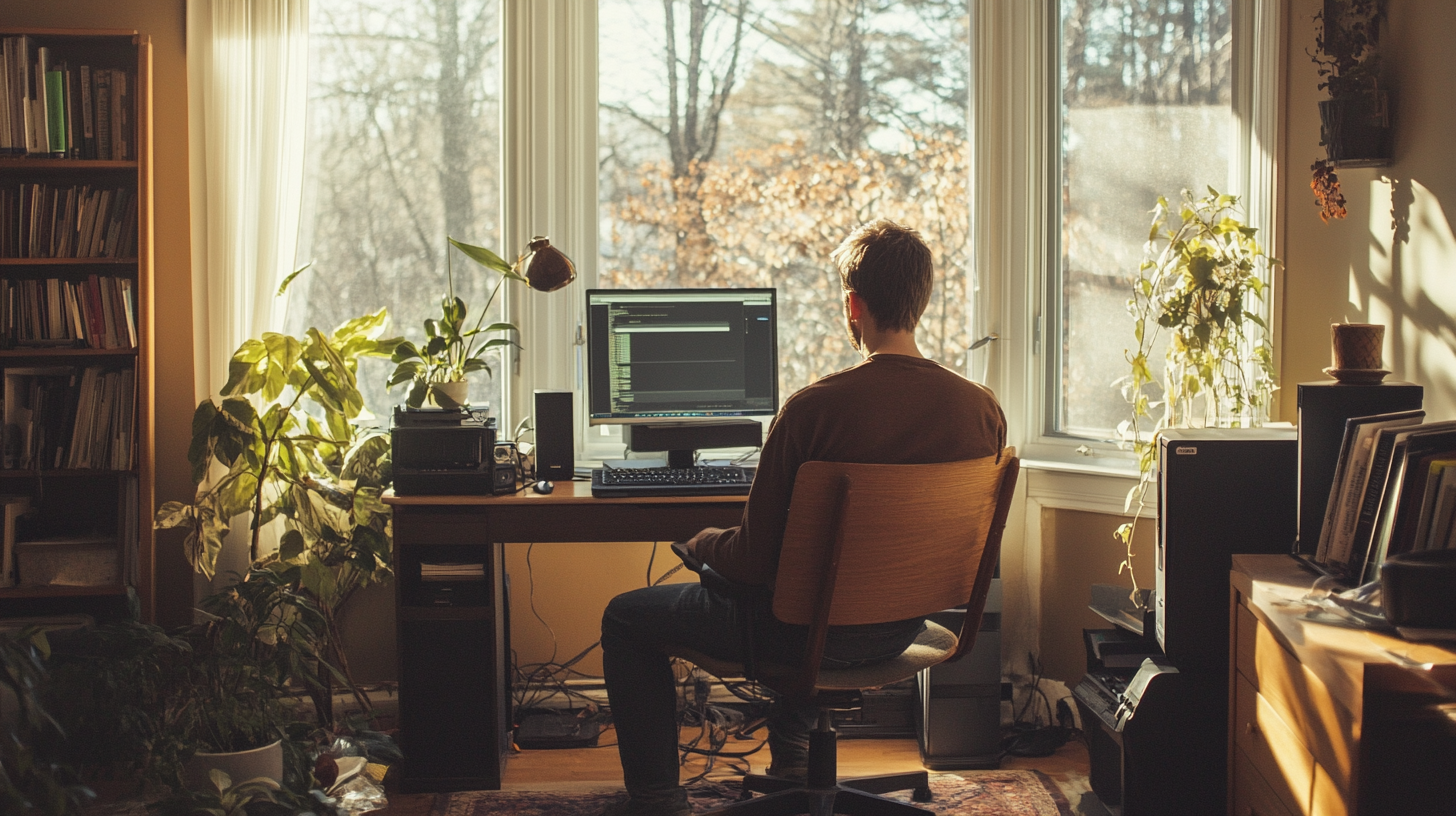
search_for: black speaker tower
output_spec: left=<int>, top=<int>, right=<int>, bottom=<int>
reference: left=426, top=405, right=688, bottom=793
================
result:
left=534, top=390, right=574, bottom=481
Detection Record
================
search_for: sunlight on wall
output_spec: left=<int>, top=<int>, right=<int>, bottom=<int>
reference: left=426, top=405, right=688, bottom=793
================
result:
left=1362, top=177, right=1456, bottom=417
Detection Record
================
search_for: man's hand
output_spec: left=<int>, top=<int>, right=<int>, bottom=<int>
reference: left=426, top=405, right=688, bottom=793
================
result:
left=671, top=540, right=705, bottom=573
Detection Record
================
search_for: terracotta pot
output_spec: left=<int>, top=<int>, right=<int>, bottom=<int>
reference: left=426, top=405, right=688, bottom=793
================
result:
left=185, top=738, right=284, bottom=790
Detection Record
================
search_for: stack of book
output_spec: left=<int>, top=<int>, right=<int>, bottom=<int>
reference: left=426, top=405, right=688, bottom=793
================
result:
left=0, top=275, right=138, bottom=348
left=1, top=35, right=133, bottom=160
left=0, top=184, right=138, bottom=259
left=1314, top=409, right=1456, bottom=583
left=2, top=365, right=135, bottom=471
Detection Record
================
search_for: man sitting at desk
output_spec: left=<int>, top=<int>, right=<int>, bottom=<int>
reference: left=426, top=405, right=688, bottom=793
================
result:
left=599, top=219, right=1007, bottom=816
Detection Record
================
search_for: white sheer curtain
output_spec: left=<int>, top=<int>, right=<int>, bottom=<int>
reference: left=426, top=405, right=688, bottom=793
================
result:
left=187, top=0, right=309, bottom=403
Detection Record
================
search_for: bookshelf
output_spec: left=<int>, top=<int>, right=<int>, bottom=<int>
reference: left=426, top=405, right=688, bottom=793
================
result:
left=0, top=28, right=153, bottom=622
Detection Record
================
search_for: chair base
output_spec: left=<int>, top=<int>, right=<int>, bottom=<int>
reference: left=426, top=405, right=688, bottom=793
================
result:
left=701, top=771, right=934, bottom=815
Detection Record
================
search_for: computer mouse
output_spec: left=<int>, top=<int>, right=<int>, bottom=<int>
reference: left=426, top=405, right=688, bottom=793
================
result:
left=532, top=480, right=554, bottom=495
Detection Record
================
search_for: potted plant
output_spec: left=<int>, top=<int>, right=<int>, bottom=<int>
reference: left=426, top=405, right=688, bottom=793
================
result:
left=1309, top=0, right=1390, bottom=221
left=1114, top=188, right=1278, bottom=587
left=165, top=571, right=334, bottom=791
left=155, top=310, right=400, bottom=722
left=0, top=627, right=94, bottom=816
left=387, top=237, right=527, bottom=409
left=42, top=619, right=193, bottom=794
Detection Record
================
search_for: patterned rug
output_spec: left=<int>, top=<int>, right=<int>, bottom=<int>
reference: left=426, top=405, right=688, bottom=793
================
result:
left=435, top=772, right=1073, bottom=815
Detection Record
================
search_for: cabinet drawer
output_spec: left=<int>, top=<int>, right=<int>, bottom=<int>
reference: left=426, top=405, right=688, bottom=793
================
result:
left=1238, top=602, right=1355, bottom=793
left=1234, top=672, right=1311, bottom=815
left=1237, top=600, right=1259, bottom=683
left=1310, top=762, right=1348, bottom=816
left=1233, top=746, right=1299, bottom=816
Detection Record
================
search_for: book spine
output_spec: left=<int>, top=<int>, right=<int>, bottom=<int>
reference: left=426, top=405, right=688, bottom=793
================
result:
left=94, top=68, right=110, bottom=161
left=79, top=64, right=94, bottom=159
left=1349, top=432, right=1405, bottom=572
left=84, top=274, right=106, bottom=348
left=63, top=64, right=79, bottom=160
left=109, top=69, right=124, bottom=162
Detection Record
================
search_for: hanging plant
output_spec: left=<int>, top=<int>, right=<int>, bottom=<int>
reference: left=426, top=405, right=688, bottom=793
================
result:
left=1308, top=0, right=1390, bottom=219
left=1113, top=189, right=1278, bottom=587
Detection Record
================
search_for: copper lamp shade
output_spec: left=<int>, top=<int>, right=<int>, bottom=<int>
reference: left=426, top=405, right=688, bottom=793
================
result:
left=518, top=236, right=576, bottom=293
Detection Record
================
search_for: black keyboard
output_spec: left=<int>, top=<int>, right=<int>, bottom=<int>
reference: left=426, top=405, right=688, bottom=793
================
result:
left=591, top=466, right=754, bottom=497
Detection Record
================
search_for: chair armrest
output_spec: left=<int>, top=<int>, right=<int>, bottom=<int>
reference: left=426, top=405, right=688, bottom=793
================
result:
left=697, top=564, right=769, bottom=602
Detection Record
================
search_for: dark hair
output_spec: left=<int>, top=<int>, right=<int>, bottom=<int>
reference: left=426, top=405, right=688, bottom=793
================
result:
left=830, top=220, right=934, bottom=333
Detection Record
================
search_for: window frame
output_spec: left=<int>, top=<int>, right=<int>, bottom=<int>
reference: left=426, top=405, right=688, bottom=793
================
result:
left=972, top=0, right=1283, bottom=475
left=498, top=1, right=1283, bottom=479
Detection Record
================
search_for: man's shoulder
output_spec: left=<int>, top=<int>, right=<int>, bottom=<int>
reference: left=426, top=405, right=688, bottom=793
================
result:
left=783, top=356, right=999, bottom=409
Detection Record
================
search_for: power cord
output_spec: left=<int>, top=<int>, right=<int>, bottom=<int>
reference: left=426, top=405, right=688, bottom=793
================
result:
left=1000, top=651, right=1077, bottom=759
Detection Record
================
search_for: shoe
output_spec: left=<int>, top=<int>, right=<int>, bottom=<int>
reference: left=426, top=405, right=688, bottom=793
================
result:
left=599, top=788, right=692, bottom=816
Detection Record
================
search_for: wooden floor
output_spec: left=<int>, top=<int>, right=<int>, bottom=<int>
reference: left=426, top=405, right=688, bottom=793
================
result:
left=380, top=727, right=1098, bottom=815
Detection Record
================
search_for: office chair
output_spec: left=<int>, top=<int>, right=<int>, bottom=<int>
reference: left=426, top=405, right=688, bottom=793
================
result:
left=673, top=451, right=1020, bottom=816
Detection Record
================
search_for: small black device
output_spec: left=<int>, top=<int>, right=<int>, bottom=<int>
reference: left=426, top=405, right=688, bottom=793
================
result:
left=1073, top=655, right=1225, bottom=815
left=531, top=480, right=553, bottom=495
left=491, top=443, right=519, bottom=494
left=534, top=390, right=575, bottom=481
left=392, top=407, right=501, bottom=496
left=590, top=465, right=754, bottom=497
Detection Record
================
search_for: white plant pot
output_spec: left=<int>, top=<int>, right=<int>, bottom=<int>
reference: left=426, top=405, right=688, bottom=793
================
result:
left=429, top=380, right=469, bottom=408
left=185, top=738, right=285, bottom=791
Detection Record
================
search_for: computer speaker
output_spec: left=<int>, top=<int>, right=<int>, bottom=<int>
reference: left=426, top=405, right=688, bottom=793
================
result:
left=534, top=390, right=574, bottom=481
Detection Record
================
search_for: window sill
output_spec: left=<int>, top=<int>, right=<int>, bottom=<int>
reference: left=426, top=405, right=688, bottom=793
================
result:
left=1020, top=455, right=1151, bottom=518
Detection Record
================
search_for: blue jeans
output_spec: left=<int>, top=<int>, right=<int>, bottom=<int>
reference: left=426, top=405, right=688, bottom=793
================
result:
left=600, top=581, right=924, bottom=799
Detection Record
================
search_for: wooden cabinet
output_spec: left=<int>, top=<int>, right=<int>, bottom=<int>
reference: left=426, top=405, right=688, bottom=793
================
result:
left=0, top=28, right=154, bottom=622
left=1229, top=555, right=1456, bottom=816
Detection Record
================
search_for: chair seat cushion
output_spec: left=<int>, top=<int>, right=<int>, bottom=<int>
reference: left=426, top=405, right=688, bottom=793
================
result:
left=813, top=620, right=957, bottom=690
left=669, top=620, right=958, bottom=692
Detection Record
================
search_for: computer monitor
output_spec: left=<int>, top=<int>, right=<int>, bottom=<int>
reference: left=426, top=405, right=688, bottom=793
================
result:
left=586, top=288, right=778, bottom=465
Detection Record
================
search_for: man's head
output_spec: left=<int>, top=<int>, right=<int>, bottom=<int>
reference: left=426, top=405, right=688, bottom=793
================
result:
left=831, top=220, right=934, bottom=349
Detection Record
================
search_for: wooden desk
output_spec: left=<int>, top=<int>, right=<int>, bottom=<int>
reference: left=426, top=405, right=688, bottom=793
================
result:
left=384, top=482, right=746, bottom=792
left=1228, top=555, right=1456, bottom=816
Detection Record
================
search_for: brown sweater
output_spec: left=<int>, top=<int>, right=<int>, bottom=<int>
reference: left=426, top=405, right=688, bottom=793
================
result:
left=688, top=353, right=1007, bottom=586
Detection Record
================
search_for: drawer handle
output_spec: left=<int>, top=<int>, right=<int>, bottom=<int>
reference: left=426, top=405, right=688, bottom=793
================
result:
left=1244, top=721, right=1259, bottom=736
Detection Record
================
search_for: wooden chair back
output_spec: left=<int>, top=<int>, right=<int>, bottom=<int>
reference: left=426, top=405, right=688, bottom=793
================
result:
left=769, top=452, right=1019, bottom=688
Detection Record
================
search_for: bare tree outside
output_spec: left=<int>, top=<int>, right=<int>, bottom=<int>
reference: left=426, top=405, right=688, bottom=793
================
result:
left=1059, top=0, right=1233, bottom=438
left=599, top=0, right=972, bottom=401
left=290, top=0, right=504, bottom=419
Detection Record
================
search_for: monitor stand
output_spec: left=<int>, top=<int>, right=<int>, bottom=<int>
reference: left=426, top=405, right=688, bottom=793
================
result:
left=623, top=420, right=763, bottom=469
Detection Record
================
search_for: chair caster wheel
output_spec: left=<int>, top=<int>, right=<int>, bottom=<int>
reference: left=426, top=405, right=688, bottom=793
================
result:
left=912, top=787, right=932, bottom=803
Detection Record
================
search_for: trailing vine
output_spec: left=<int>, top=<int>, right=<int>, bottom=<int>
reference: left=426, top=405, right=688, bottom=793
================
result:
left=1113, top=189, right=1279, bottom=589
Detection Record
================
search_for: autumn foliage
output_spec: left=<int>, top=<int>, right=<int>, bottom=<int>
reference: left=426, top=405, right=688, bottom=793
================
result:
left=601, top=130, right=972, bottom=395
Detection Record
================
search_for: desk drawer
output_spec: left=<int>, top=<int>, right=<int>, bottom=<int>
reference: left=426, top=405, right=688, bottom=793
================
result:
left=1233, top=746, right=1299, bottom=816
left=1237, top=602, right=1354, bottom=794
left=1234, top=672, right=1311, bottom=816
left=1310, top=763, right=1348, bottom=816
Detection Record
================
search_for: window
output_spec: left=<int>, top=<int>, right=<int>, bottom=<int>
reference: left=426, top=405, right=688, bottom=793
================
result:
left=976, top=1, right=1278, bottom=465
left=280, top=2, right=1276, bottom=467
left=288, top=0, right=505, bottom=419
left=597, top=0, right=974, bottom=403
left=1055, top=0, right=1234, bottom=440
